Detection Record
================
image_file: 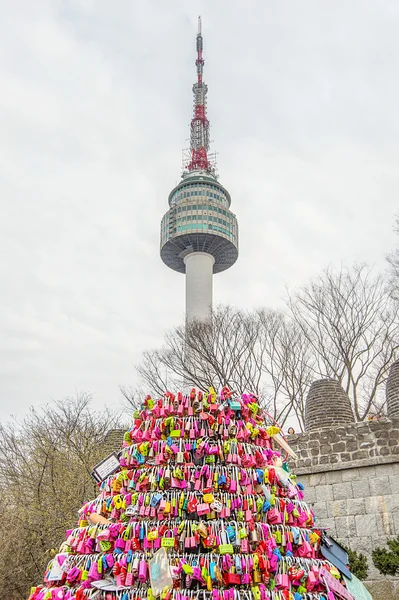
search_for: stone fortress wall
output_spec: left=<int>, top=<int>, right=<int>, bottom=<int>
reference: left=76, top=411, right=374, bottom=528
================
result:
left=287, top=360, right=399, bottom=600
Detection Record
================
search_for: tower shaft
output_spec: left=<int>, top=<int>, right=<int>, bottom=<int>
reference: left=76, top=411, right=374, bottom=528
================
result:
left=184, top=252, right=215, bottom=321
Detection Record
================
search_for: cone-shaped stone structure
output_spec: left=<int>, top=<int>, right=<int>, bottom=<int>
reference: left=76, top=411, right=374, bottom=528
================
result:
left=387, top=360, right=399, bottom=420
left=305, top=379, right=355, bottom=431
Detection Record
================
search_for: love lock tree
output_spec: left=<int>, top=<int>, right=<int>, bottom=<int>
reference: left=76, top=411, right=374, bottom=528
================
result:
left=27, top=388, right=360, bottom=600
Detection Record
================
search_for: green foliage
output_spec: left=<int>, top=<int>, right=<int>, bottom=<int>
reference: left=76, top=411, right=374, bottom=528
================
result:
left=372, top=536, right=399, bottom=576
left=343, top=546, right=369, bottom=581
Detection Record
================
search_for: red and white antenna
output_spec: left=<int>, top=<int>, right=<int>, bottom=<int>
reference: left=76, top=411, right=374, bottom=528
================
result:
left=185, top=16, right=216, bottom=175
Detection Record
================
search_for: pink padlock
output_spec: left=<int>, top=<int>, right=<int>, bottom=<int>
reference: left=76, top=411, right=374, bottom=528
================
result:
left=115, top=538, right=126, bottom=551
left=197, top=503, right=210, bottom=515
left=88, top=561, right=101, bottom=581
left=138, top=558, right=147, bottom=582
left=106, top=554, right=114, bottom=568
left=275, top=573, right=290, bottom=589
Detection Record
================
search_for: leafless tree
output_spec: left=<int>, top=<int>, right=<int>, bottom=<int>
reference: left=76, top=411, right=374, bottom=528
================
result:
left=137, top=306, right=264, bottom=396
left=387, top=216, right=399, bottom=300
left=136, top=306, right=315, bottom=429
left=136, top=265, right=399, bottom=427
left=287, top=264, right=399, bottom=420
left=257, top=309, right=316, bottom=430
left=0, top=394, right=123, bottom=600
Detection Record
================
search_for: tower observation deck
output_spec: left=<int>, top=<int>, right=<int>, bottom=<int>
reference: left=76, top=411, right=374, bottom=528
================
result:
left=160, top=17, right=239, bottom=321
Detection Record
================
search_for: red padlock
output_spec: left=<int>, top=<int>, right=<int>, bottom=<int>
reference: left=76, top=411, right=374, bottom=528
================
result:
left=223, top=573, right=241, bottom=585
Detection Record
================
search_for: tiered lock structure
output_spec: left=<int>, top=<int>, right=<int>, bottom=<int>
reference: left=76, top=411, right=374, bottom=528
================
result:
left=28, top=389, right=355, bottom=600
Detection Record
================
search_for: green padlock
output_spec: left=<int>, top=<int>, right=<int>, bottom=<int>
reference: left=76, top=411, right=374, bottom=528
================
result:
left=99, top=540, right=111, bottom=552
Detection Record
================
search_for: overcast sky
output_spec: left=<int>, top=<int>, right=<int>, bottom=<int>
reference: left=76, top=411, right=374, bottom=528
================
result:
left=1, top=0, right=399, bottom=420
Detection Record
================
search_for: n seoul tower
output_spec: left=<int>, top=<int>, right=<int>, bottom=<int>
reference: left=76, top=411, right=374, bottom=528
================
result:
left=160, top=17, right=239, bottom=321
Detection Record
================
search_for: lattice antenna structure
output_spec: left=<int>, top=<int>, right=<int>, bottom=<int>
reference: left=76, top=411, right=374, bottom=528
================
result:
left=185, top=16, right=215, bottom=175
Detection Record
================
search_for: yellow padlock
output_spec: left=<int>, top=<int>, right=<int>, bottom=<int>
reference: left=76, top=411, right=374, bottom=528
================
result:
left=147, top=529, right=159, bottom=541
left=203, top=493, right=214, bottom=504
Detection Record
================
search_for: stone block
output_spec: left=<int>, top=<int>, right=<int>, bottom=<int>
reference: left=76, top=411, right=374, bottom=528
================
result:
left=365, top=495, right=384, bottom=514
left=342, top=467, right=359, bottom=482
left=391, top=462, right=399, bottom=475
left=308, top=440, right=320, bottom=448
left=336, top=535, right=351, bottom=549
left=311, top=501, right=328, bottom=520
left=308, top=473, right=326, bottom=487
left=332, top=442, right=346, bottom=453
left=319, top=430, right=332, bottom=441
left=316, top=484, right=334, bottom=502
left=298, top=474, right=310, bottom=485
left=332, top=481, right=353, bottom=501
left=376, top=512, right=394, bottom=536
left=327, top=499, right=347, bottom=518
left=317, top=517, right=336, bottom=536
left=335, top=515, right=356, bottom=538
left=359, top=442, right=375, bottom=451
left=388, top=474, right=399, bottom=494
left=352, top=450, right=369, bottom=460
left=346, top=498, right=365, bottom=516
left=369, top=476, right=392, bottom=496
left=347, top=536, right=373, bottom=567
left=351, top=479, right=370, bottom=498
left=355, top=513, right=378, bottom=537
left=366, top=580, right=399, bottom=600
left=320, top=444, right=332, bottom=454
left=382, top=494, right=399, bottom=515
left=325, top=470, right=343, bottom=485
left=340, top=453, right=351, bottom=462
left=392, top=511, right=399, bottom=535
left=303, top=486, right=316, bottom=504
left=374, top=427, right=389, bottom=437
left=346, top=441, right=358, bottom=452
left=380, top=446, right=391, bottom=456
left=358, top=465, right=376, bottom=478
left=376, top=437, right=388, bottom=446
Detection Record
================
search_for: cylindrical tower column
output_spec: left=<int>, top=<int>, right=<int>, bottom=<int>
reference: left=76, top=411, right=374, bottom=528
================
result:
left=387, top=360, right=399, bottom=420
left=184, top=252, right=215, bottom=321
left=305, top=379, right=355, bottom=431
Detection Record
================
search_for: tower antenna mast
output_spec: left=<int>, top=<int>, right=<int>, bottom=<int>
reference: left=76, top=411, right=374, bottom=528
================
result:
left=187, top=15, right=213, bottom=173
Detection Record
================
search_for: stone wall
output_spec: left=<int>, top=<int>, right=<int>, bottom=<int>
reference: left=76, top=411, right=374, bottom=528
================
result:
left=289, top=418, right=399, bottom=599
left=103, top=429, right=125, bottom=457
